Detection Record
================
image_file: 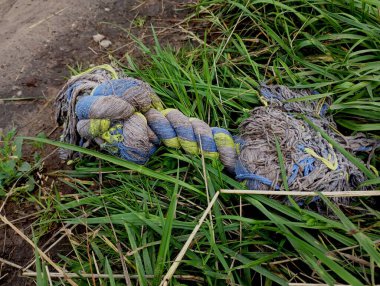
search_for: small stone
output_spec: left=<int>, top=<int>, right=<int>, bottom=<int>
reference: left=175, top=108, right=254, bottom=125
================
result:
left=16, top=90, right=22, bottom=96
left=93, top=33, right=105, bottom=43
left=104, top=7, right=110, bottom=12
left=99, top=39, right=112, bottom=48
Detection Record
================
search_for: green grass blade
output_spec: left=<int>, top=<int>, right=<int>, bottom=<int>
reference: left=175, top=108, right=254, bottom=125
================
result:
left=318, top=193, right=380, bottom=268
left=274, top=135, right=289, bottom=191
left=153, top=174, right=178, bottom=285
left=22, top=137, right=202, bottom=194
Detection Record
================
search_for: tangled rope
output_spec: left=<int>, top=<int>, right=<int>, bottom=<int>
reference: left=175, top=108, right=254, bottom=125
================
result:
left=56, top=65, right=377, bottom=195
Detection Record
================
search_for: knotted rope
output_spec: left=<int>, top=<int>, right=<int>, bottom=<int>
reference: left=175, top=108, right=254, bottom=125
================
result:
left=56, top=65, right=377, bottom=194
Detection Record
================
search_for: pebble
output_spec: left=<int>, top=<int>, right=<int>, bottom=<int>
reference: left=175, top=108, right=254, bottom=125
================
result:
left=99, top=39, right=112, bottom=48
left=93, top=33, right=105, bottom=43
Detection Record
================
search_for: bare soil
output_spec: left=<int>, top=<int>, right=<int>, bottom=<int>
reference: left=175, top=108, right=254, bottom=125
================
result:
left=0, top=0, right=191, bottom=284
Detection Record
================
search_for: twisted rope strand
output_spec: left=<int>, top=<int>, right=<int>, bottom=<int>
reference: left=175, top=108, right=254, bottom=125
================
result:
left=56, top=65, right=377, bottom=195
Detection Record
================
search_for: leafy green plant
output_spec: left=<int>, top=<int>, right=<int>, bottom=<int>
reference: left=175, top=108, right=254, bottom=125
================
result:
left=0, top=129, right=34, bottom=196
left=133, top=16, right=146, bottom=28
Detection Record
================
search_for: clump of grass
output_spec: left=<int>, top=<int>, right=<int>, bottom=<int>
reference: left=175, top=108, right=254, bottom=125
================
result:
left=187, top=0, right=380, bottom=133
left=0, top=129, right=36, bottom=196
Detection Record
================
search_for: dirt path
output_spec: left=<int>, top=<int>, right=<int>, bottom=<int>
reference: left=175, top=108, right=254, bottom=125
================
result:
left=0, top=0, right=188, bottom=135
left=1, top=0, right=110, bottom=133
left=0, top=0, right=190, bottom=284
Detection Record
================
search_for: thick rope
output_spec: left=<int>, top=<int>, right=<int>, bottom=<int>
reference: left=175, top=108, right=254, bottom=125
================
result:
left=56, top=65, right=378, bottom=196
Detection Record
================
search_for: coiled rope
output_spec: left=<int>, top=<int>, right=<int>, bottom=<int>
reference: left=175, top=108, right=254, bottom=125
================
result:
left=56, top=65, right=377, bottom=194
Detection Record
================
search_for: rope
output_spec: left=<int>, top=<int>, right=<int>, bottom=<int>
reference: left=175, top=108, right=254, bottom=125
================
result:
left=56, top=65, right=378, bottom=196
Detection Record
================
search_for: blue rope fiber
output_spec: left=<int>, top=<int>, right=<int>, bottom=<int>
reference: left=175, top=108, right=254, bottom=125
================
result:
left=235, top=159, right=280, bottom=190
left=196, top=135, right=218, bottom=153
left=92, top=78, right=140, bottom=97
left=356, top=146, right=372, bottom=152
left=117, top=143, right=157, bottom=165
left=288, top=157, right=316, bottom=186
left=148, top=118, right=177, bottom=140
left=211, top=127, right=232, bottom=136
left=65, top=81, right=86, bottom=101
left=106, top=124, right=158, bottom=164
left=174, top=125, right=197, bottom=142
left=76, top=96, right=100, bottom=120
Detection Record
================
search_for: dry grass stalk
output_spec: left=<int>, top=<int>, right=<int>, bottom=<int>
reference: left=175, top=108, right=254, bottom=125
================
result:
left=0, top=214, right=78, bottom=286
left=22, top=271, right=204, bottom=282
left=0, top=257, right=23, bottom=270
left=159, top=191, right=220, bottom=286
left=220, top=190, right=380, bottom=197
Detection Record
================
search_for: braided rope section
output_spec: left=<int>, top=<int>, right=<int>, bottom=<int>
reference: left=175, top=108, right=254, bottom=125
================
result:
left=56, top=65, right=377, bottom=194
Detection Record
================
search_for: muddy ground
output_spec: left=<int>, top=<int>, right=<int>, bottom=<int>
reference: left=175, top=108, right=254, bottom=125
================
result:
left=0, top=0, right=191, bottom=284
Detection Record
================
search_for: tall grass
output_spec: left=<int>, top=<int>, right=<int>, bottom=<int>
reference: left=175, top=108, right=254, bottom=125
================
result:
left=24, top=0, right=380, bottom=285
left=185, top=0, right=380, bottom=132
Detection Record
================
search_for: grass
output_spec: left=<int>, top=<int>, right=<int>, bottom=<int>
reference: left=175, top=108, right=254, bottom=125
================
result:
left=24, top=138, right=380, bottom=285
left=186, top=0, right=380, bottom=133
left=3, top=0, right=380, bottom=285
